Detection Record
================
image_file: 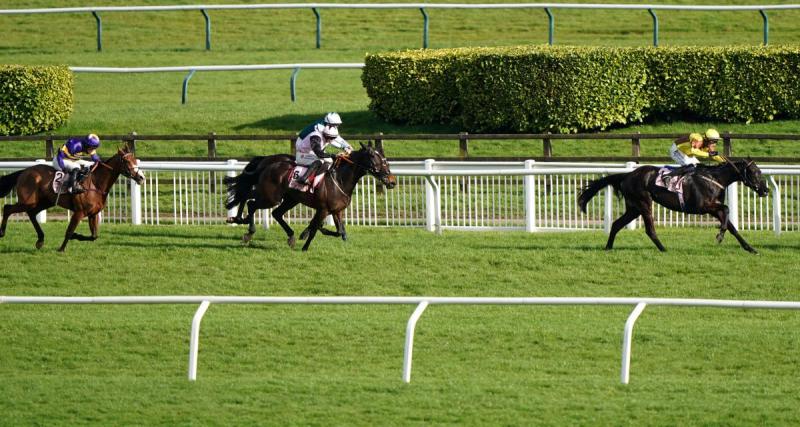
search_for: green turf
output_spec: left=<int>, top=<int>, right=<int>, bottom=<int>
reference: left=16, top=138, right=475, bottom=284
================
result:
left=2, top=224, right=800, bottom=425
left=3, top=1, right=800, bottom=424
left=2, top=0, right=800, bottom=160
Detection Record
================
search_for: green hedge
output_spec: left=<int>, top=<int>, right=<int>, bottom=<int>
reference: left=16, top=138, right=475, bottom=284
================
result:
left=363, top=46, right=800, bottom=133
left=0, top=65, right=73, bottom=135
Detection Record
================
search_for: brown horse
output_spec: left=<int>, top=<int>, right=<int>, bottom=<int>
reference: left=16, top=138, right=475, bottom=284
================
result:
left=224, top=143, right=396, bottom=251
left=0, top=146, right=145, bottom=251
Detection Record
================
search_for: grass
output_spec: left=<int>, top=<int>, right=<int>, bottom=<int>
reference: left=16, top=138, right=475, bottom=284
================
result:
left=2, top=0, right=800, bottom=160
left=2, top=224, right=800, bottom=424
left=3, top=1, right=800, bottom=424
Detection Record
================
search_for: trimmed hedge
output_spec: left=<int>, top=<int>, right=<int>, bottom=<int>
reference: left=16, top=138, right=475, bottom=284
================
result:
left=0, top=65, right=73, bottom=135
left=363, top=46, right=800, bottom=133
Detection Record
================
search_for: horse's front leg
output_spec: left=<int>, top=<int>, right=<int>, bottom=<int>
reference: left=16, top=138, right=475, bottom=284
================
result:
left=712, top=204, right=729, bottom=244
left=271, top=199, right=299, bottom=248
left=725, top=219, right=758, bottom=254
left=302, top=209, right=328, bottom=252
left=71, top=213, right=100, bottom=242
left=58, top=211, right=85, bottom=252
left=334, top=211, right=346, bottom=241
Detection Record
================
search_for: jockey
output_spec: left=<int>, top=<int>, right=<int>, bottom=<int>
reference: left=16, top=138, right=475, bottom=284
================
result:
left=295, top=114, right=353, bottom=185
left=298, top=112, right=344, bottom=140
left=53, top=133, right=101, bottom=193
left=669, top=128, right=725, bottom=167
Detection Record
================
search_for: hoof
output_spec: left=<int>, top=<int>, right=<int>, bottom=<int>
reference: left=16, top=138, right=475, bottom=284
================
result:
left=341, top=234, right=347, bottom=242
left=288, top=236, right=296, bottom=249
left=57, top=247, right=65, bottom=253
left=299, top=229, right=309, bottom=240
left=241, top=233, right=253, bottom=244
left=35, top=240, right=44, bottom=250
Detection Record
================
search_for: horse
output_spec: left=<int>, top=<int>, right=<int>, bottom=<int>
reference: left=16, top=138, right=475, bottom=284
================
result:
left=0, top=145, right=145, bottom=251
left=224, top=142, right=397, bottom=251
left=577, top=159, right=770, bottom=253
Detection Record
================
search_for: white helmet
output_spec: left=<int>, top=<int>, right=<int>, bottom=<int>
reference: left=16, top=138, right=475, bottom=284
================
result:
left=324, top=112, right=342, bottom=126
left=322, top=125, right=339, bottom=140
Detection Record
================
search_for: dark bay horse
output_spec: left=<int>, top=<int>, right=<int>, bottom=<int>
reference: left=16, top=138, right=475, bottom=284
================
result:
left=0, top=146, right=145, bottom=251
left=224, top=143, right=396, bottom=251
left=577, top=159, right=769, bottom=253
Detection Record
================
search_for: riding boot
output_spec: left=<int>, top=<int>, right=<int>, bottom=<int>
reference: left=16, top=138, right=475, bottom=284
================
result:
left=69, top=169, right=85, bottom=194
left=297, top=162, right=319, bottom=185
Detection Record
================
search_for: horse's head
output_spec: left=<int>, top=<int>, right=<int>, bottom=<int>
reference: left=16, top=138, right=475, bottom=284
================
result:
left=114, top=145, right=145, bottom=185
left=352, top=142, right=396, bottom=189
left=734, top=159, right=769, bottom=197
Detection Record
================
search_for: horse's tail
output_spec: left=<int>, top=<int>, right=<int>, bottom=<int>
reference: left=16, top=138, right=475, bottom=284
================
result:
left=577, top=173, right=627, bottom=213
left=223, top=173, right=252, bottom=210
left=0, top=170, right=23, bottom=198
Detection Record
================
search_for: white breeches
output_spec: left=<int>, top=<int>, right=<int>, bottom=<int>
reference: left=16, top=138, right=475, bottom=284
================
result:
left=669, top=144, right=699, bottom=166
left=295, top=152, right=332, bottom=166
left=54, top=158, right=93, bottom=172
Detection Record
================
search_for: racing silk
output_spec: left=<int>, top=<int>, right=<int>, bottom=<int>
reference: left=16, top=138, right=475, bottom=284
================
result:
left=295, top=124, right=352, bottom=165
left=56, top=137, right=101, bottom=170
left=669, top=133, right=724, bottom=166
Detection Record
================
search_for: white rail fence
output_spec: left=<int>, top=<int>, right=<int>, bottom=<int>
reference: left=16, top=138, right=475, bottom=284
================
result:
left=2, top=160, right=799, bottom=233
left=3, top=295, right=800, bottom=384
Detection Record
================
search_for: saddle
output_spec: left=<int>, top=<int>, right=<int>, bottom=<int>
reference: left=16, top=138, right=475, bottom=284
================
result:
left=288, top=166, right=326, bottom=193
left=52, top=169, right=91, bottom=194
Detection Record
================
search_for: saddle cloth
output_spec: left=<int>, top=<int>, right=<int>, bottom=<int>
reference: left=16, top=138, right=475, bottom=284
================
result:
left=288, top=166, right=326, bottom=193
left=655, top=167, right=686, bottom=209
left=52, top=171, right=67, bottom=194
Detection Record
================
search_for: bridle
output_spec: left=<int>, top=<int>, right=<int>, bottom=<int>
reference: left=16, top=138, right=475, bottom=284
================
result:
left=723, top=156, right=759, bottom=190
left=335, top=151, right=388, bottom=179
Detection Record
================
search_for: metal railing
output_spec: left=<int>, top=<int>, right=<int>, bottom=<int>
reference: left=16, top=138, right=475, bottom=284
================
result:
left=2, top=160, right=798, bottom=234
left=3, top=295, right=800, bottom=384
left=2, top=3, right=797, bottom=50
left=69, top=64, right=365, bottom=103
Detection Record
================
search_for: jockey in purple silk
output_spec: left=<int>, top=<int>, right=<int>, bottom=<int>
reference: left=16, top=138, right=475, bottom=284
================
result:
left=53, top=134, right=101, bottom=193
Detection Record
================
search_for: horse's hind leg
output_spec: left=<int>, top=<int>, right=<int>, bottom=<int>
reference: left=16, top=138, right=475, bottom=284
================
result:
left=605, top=210, right=640, bottom=250
left=27, top=209, right=46, bottom=249
left=1, top=203, right=28, bottom=238
left=640, top=207, right=666, bottom=252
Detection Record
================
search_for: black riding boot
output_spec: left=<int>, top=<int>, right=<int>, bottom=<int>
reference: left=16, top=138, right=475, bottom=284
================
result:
left=69, top=169, right=85, bottom=194
left=297, top=161, right=320, bottom=185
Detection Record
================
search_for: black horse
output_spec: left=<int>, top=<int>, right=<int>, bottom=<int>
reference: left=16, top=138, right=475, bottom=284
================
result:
left=224, top=143, right=396, bottom=251
left=577, top=159, right=770, bottom=253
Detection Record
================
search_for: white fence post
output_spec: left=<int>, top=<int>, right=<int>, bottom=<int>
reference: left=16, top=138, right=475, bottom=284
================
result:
left=424, top=159, right=439, bottom=233
left=727, top=182, right=739, bottom=230
left=524, top=160, right=537, bottom=232
left=403, top=301, right=429, bottom=383
left=34, top=159, right=47, bottom=224
left=769, top=176, right=781, bottom=235
left=604, top=185, right=614, bottom=235
left=188, top=300, right=211, bottom=381
left=625, top=162, right=637, bottom=230
left=130, top=159, right=142, bottom=225
left=620, top=302, right=647, bottom=385
left=226, top=159, right=238, bottom=221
